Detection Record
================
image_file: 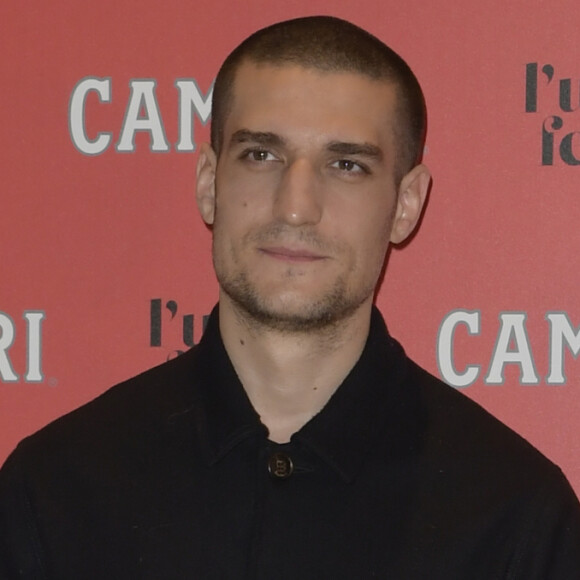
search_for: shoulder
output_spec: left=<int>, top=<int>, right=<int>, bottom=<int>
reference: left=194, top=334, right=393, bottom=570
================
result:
left=0, top=347, right=208, bottom=577
left=406, top=360, right=556, bottom=471
left=402, top=358, right=575, bottom=503
left=2, top=347, right=202, bottom=476
left=401, top=359, right=580, bottom=575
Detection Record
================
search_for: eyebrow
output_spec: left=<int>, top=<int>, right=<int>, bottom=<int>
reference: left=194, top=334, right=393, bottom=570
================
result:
left=326, top=141, right=383, bottom=161
left=230, top=129, right=286, bottom=148
left=229, top=129, right=383, bottom=161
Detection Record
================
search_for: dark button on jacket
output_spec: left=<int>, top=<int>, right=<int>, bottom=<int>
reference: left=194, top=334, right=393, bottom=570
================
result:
left=267, top=452, right=293, bottom=480
left=1, top=306, right=580, bottom=579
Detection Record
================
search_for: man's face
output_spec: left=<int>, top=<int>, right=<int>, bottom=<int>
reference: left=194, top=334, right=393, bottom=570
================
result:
left=197, top=62, right=428, bottom=332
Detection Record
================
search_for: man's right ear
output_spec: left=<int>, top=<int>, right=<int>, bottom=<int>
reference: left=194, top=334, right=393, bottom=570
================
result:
left=195, top=143, right=218, bottom=225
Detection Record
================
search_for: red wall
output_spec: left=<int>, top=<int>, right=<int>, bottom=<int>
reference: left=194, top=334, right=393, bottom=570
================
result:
left=2, top=0, right=580, bottom=494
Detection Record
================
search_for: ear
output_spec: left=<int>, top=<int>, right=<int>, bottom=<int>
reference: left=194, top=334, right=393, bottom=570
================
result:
left=389, top=164, right=431, bottom=244
left=195, top=143, right=218, bottom=225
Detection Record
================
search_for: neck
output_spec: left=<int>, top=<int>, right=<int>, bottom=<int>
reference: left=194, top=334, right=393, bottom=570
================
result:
left=218, top=295, right=372, bottom=443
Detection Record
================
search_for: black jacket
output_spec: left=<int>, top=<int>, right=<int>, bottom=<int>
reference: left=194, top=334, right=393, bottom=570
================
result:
left=1, top=307, right=579, bottom=579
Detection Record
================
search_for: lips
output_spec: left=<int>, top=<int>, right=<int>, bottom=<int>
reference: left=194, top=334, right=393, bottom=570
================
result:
left=259, top=246, right=326, bottom=262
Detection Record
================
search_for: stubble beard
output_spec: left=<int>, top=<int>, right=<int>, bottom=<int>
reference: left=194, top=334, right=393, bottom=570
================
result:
left=213, top=227, right=378, bottom=335
left=217, top=267, right=373, bottom=335
left=212, top=219, right=380, bottom=336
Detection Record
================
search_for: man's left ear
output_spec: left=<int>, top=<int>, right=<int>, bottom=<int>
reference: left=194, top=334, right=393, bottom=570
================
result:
left=389, top=163, right=431, bottom=244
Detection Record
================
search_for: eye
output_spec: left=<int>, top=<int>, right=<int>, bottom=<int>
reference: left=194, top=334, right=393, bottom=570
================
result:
left=331, top=159, right=368, bottom=174
left=241, top=148, right=278, bottom=163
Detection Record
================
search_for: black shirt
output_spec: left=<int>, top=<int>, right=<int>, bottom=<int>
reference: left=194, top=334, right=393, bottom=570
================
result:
left=1, top=307, right=579, bottom=578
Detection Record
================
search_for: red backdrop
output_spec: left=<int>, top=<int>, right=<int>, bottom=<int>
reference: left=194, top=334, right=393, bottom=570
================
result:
left=2, top=0, right=580, bottom=494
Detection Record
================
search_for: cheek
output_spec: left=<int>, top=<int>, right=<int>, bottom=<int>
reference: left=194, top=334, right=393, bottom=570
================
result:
left=350, top=211, right=394, bottom=275
left=214, top=169, right=274, bottom=223
left=213, top=185, right=254, bottom=230
left=343, top=201, right=394, bottom=250
left=212, top=189, right=267, bottom=259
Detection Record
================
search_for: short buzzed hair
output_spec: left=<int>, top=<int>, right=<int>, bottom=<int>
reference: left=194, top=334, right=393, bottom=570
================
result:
left=210, top=16, right=427, bottom=181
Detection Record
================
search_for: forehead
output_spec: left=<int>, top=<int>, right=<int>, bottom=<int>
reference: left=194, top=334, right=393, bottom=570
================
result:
left=223, top=62, right=398, bottom=150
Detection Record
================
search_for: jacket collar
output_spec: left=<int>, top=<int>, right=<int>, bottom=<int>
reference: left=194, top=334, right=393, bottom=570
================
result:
left=190, top=305, right=421, bottom=483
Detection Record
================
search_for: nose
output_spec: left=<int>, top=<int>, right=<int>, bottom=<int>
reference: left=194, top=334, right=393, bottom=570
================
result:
left=273, top=158, right=323, bottom=226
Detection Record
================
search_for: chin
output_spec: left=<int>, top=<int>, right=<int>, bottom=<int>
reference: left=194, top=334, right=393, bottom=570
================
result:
left=221, top=272, right=370, bottom=334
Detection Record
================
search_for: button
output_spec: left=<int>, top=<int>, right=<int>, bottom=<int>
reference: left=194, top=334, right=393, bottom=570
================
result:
left=268, top=452, right=293, bottom=479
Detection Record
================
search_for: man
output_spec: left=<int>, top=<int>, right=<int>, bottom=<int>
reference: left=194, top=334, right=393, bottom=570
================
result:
left=1, top=16, right=579, bottom=579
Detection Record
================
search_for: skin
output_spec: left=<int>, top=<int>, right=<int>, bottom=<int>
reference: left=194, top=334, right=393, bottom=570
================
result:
left=196, top=62, right=430, bottom=442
